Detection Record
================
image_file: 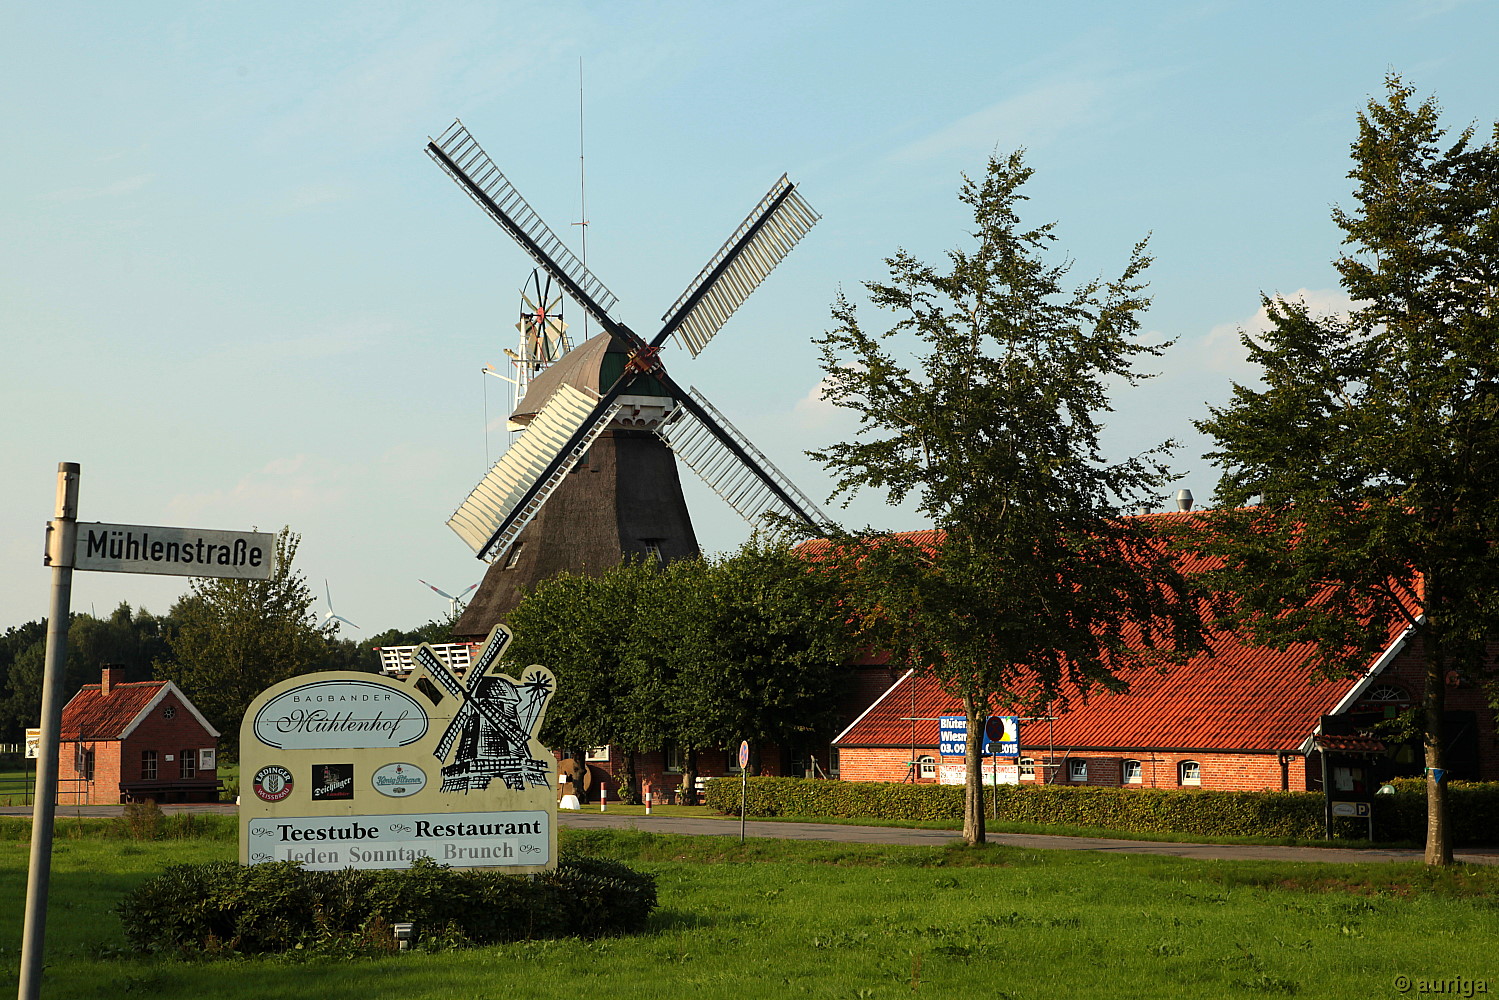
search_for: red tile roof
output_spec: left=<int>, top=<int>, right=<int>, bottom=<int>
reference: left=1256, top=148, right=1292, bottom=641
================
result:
left=824, top=515, right=1411, bottom=755
left=61, top=680, right=168, bottom=741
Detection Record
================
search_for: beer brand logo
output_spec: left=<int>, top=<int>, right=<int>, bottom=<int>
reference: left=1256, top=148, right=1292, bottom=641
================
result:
left=311, top=763, right=355, bottom=801
left=372, top=762, right=428, bottom=797
left=252, top=765, right=294, bottom=803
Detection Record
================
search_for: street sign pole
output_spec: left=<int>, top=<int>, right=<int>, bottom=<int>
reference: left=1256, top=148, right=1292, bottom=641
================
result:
left=738, top=740, right=750, bottom=844
left=20, top=463, right=79, bottom=1000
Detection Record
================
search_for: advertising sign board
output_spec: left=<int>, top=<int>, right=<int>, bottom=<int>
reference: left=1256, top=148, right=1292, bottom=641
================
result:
left=939, top=716, right=966, bottom=757
left=239, top=624, right=558, bottom=873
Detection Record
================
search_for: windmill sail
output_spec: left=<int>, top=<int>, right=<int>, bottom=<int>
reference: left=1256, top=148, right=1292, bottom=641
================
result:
left=656, top=386, right=828, bottom=532
left=656, top=175, right=820, bottom=357
left=447, top=383, right=622, bottom=561
left=427, top=120, right=620, bottom=328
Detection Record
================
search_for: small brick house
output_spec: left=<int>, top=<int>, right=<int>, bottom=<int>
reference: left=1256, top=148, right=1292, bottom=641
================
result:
left=56, top=665, right=220, bottom=804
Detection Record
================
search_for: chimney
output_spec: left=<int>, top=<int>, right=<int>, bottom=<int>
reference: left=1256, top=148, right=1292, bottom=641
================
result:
left=1175, top=489, right=1194, bottom=512
left=100, top=664, right=124, bottom=697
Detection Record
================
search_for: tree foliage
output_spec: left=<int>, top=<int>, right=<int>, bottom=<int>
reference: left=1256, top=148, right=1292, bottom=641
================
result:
left=810, top=151, right=1208, bottom=844
left=0, top=604, right=174, bottom=740
left=160, top=528, right=335, bottom=755
left=504, top=543, right=857, bottom=802
left=1196, top=76, right=1499, bottom=865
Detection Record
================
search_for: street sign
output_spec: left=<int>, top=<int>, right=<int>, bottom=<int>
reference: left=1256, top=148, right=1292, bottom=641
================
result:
left=738, top=740, right=750, bottom=770
left=1331, top=801, right=1371, bottom=818
left=71, top=522, right=276, bottom=579
left=24, top=729, right=39, bottom=760
left=983, top=716, right=1019, bottom=756
left=939, top=716, right=966, bottom=757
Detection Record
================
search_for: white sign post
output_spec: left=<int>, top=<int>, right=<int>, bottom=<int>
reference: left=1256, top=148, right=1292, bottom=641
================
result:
left=20, top=463, right=274, bottom=1000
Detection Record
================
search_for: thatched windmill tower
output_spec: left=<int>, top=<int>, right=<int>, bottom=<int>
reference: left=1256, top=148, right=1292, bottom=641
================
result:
left=426, top=120, right=828, bottom=640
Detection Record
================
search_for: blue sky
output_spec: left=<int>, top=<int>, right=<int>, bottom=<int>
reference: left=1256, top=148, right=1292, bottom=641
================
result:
left=3, top=1, right=1496, bottom=635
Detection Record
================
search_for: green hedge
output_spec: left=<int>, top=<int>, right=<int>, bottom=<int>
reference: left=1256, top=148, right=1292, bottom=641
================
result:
left=704, top=776, right=1499, bottom=845
left=118, top=853, right=657, bottom=956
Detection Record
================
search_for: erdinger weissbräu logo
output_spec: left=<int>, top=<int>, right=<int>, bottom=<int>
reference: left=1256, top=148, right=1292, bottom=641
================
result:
left=372, top=762, right=427, bottom=797
left=412, top=626, right=555, bottom=793
left=311, top=763, right=354, bottom=801
left=252, top=765, right=294, bottom=803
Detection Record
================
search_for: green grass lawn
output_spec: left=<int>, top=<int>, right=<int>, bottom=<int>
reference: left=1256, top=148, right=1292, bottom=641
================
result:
left=3, top=823, right=1497, bottom=999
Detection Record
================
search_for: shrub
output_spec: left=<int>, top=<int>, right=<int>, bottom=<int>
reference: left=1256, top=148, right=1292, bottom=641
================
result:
left=704, top=776, right=1499, bottom=845
left=117, top=853, right=657, bottom=956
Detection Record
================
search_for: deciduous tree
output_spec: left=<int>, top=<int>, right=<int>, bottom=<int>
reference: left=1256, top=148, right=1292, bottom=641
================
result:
left=160, top=528, right=334, bottom=756
left=1197, top=76, right=1499, bottom=865
left=811, top=151, right=1208, bottom=845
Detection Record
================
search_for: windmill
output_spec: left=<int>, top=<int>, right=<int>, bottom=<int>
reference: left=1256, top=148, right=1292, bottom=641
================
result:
left=322, top=581, right=359, bottom=631
left=413, top=628, right=553, bottom=792
left=418, top=578, right=479, bottom=617
left=427, top=119, right=830, bottom=637
left=482, top=269, right=571, bottom=434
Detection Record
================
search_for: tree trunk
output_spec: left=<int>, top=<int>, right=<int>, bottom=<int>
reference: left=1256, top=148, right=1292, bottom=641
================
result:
left=681, top=749, right=699, bottom=806
left=619, top=751, right=640, bottom=805
left=962, top=695, right=986, bottom=845
left=1423, top=650, right=1452, bottom=865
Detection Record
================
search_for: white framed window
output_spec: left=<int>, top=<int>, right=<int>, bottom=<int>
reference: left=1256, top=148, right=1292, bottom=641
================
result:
left=1068, top=758, right=1088, bottom=782
left=1179, top=760, right=1201, bottom=786
left=665, top=745, right=685, bottom=773
left=1123, top=759, right=1143, bottom=784
left=1019, top=757, right=1036, bottom=779
left=180, top=749, right=196, bottom=779
left=141, top=750, right=158, bottom=781
left=503, top=543, right=524, bottom=570
left=917, top=755, right=936, bottom=779
left=585, top=746, right=611, bottom=763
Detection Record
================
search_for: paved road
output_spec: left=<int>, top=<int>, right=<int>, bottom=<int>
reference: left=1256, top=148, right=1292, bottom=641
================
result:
left=555, top=811, right=1499, bottom=865
left=8, top=803, right=1496, bottom=865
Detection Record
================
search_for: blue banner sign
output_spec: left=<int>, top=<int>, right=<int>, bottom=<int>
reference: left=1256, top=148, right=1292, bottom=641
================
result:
left=939, top=716, right=967, bottom=757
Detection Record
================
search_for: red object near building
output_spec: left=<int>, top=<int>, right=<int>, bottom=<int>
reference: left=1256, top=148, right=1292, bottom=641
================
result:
left=56, top=665, right=220, bottom=804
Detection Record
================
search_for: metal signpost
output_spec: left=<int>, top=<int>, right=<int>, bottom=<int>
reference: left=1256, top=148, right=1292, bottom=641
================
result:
left=19, top=463, right=274, bottom=1000
left=739, top=740, right=750, bottom=843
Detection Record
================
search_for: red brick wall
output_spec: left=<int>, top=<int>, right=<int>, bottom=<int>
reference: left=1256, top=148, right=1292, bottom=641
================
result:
left=838, top=746, right=1303, bottom=792
left=1373, top=638, right=1499, bottom=782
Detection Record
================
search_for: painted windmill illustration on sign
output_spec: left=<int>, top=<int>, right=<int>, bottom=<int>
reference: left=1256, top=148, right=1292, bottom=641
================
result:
left=426, top=120, right=832, bottom=636
left=413, top=625, right=554, bottom=792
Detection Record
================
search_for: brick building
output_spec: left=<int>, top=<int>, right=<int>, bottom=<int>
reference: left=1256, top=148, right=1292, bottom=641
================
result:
left=57, top=665, right=220, bottom=804
left=834, top=597, right=1497, bottom=793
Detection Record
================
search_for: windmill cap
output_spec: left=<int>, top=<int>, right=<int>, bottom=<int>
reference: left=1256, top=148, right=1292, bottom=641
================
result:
left=510, top=332, right=671, bottom=425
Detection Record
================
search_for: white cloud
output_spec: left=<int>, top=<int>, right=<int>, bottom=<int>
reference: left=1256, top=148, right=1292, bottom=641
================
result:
left=42, top=173, right=155, bottom=203
left=891, top=79, right=1111, bottom=165
left=1200, top=288, right=1354, bottom=376
left=166, top=454, right=350, bottom=525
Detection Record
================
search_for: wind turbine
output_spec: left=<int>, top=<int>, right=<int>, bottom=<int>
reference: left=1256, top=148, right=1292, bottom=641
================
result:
left=420, top=579, right=479, bottom=617
left=323, top=581, right=360, bottom=631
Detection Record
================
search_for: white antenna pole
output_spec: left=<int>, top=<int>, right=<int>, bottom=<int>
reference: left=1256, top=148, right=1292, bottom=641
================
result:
left=576, top=57, right=590, bottom=340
